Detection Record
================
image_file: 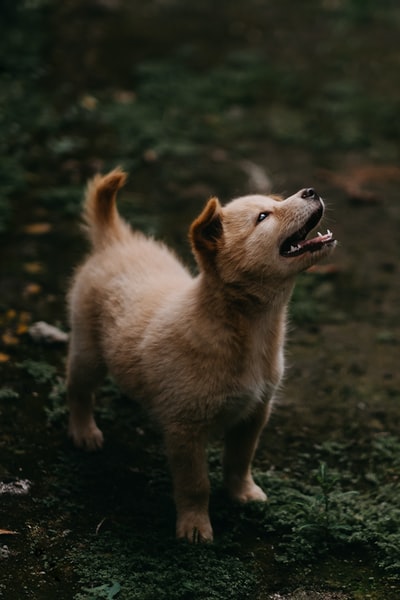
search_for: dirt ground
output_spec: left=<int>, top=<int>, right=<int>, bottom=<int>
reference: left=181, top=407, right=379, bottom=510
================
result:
left=1, top=2, right=399, bottom=599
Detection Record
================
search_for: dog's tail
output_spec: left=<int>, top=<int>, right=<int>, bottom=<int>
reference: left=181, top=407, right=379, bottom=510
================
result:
left=82, top=167, right=129, bottom=250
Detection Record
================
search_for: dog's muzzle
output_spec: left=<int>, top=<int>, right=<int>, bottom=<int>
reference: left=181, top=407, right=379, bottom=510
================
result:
left=300, top=188, right=320, bottom=201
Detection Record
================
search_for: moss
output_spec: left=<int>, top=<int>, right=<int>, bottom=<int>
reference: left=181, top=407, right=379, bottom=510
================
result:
left=43, top=429, right=399, bottom=598
left=1, top=2, right=400, bottom=598
left=0, top=0, right=50, bottom=230
left=17, top=359, right=57, bottom=384
left=71, top=533, right=256, bottom=600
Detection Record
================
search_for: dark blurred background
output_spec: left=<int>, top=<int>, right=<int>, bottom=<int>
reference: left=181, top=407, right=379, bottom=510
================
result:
left=1, top=2, right=400, bottom=599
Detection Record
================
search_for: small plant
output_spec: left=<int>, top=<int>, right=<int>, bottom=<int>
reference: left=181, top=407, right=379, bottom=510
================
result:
left=16, top=359, right=69, bottom=424
left=298, top=462, right=357, bottom=544
left=0, top=386, right=19, bottom=400
left=17, top=359, right=57, bottom=384
left=314, top=461, right=340, bottom=525
left=46, top=377, right=67, bottom=424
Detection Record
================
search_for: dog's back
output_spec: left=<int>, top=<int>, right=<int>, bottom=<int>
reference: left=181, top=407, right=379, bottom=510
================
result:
left=69, top=168, right=192, bottom=356
left=67, top=170, right=194, bottom=440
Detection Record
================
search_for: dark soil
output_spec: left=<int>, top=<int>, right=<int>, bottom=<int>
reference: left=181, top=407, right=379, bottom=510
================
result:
left=1, top=1, right=399, bottom=599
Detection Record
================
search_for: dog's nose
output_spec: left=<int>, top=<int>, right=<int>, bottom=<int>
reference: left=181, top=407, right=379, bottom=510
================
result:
left=301, top=188, right=319, bottom=200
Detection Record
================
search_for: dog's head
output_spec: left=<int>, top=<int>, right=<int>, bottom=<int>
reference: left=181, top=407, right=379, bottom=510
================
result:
left=190, top=188, right=336, bottom=288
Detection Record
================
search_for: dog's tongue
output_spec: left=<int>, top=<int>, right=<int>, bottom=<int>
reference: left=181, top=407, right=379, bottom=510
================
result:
left=288, top=229, right=334, bottom=255
left=300, top=230, right=333, bottom=248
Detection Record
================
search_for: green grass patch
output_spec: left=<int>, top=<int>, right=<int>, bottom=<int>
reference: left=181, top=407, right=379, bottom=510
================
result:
left=71, top=533, right=257, bottom=600
left=44, top=429, right=399, bottom=598
left=14, top=355, right=399, bottom=596
left=251, top=437, right=400, bottom=579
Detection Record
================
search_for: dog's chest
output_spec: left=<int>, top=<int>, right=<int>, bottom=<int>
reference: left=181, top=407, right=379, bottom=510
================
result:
left=239, top=317, right=285, bottom=389
left=214, top=352, right=280, bottom=428
left=214, top=378, right=269, bottom=431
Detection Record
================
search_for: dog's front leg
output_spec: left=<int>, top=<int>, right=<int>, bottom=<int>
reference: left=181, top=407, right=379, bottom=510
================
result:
left=165, top=425, right=213, bottom=543
left=223, top=401, right=270, bottom=503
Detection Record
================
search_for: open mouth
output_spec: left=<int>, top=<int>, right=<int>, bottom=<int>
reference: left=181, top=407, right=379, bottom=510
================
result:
left=280, top=206, right=335, bottom=258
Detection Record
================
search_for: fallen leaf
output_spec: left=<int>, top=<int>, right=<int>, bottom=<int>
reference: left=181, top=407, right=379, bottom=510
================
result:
left=0, top=353, right=11, bottom=363
left=16, top=322, right=30, bottom=334
left=113, top=90, right=136, bottom=104
left=81, top=94, right=98, bottom=110
left=23, top=283, right=42, bottom=297
left=317, top=164, right=400, bottom=203
left=0, top=529, right=18, bottom=536
left=23, top=262, right=44, bottom=274
left=19, top=312, right=31, bottom=323
left=2, top=332, right=19, bottom=346
left=6, top=309, right=17, bottom=320
left=142, top=148, right=158, bottom=162
left=23, top=222, right=52, bottom=235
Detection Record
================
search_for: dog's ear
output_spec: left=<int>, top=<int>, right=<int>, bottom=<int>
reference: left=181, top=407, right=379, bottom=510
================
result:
left=189, top=197, right=223, bottom=266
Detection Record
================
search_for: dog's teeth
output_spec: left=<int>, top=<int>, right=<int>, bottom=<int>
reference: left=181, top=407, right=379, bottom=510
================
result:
left=327, top=229, right=332, bottom=237
left=290, top=245, right=297, bottom=253
left=318, top=231, right=322, bottom=237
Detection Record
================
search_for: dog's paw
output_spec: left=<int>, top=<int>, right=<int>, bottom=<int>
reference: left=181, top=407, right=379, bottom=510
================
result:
left=176, top=513, right=213, bottom=543
left=228, top=480, right=268, bottom=504
left=68, top=420, right=104, bottom=451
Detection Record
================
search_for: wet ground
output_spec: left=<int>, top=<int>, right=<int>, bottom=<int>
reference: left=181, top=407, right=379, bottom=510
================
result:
left=1, top=1, right=400, bottom=599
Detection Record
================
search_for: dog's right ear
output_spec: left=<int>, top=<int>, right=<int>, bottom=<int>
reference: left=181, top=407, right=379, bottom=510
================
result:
left=189, top=197, right=223, bottom=267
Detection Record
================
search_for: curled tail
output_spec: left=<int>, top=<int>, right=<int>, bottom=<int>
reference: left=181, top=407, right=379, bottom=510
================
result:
left=82, top=167, right=128, bottom=249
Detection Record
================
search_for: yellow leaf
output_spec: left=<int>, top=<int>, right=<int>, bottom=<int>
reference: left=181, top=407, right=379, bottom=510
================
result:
left=16, top=323, right=29, bottom=334
left=19, top=312, right=31, bottom=323
left=23, top=223, right=52, bottom=235
left=2, top=332, right=19, bottom=346
left=0, top=353, right=10, bottom=363
left=23, top=283, right=42, bottom=297
left=113, top=90, right=136, bottom=104
left=81, top=95, right=98, bottom=110
left=23, top=262, right=44, bottom=274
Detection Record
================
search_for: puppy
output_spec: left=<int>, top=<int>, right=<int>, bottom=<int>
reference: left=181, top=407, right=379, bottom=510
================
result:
left=67, top=168, right=336, bottom=542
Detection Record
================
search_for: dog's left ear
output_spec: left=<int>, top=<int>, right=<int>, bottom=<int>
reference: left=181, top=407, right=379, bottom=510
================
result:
left=189, top=197, right=223, bottom=266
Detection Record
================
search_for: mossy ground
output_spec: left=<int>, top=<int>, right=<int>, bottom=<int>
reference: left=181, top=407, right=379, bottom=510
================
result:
left=1, top=1, right=400, bottom=598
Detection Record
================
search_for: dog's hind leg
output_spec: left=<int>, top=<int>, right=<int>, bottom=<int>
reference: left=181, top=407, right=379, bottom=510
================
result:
left=223, top=402, right=270, bottom=503
left=66, top=331, right=105, bottom=451
left=164, top=425, right=213, bottom=543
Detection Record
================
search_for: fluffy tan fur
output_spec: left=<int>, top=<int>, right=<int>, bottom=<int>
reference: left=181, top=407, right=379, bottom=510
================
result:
left=67, top=168, right=336, bottom=542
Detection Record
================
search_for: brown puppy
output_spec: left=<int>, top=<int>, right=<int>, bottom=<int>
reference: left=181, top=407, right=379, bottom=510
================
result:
left=67, top=168, right=336, bottom=542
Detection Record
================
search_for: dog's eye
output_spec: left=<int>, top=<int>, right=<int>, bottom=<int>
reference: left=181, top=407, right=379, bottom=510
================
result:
left=256, top=212, right=270, bottom=223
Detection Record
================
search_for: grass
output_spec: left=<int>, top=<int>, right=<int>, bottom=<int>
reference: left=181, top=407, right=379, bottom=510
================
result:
left=1, top=1, right=400, bottom=598
left=59, top=430, right=400, bottom=598
left=253, top=438, right=400, bottom=578
left=8, top=355, right=399, bottom=598
left=71, top=534, right=257, bottom=600
left=2, top=1, right=400, bottom=232
left=0, top=0, right=49, bottom=230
